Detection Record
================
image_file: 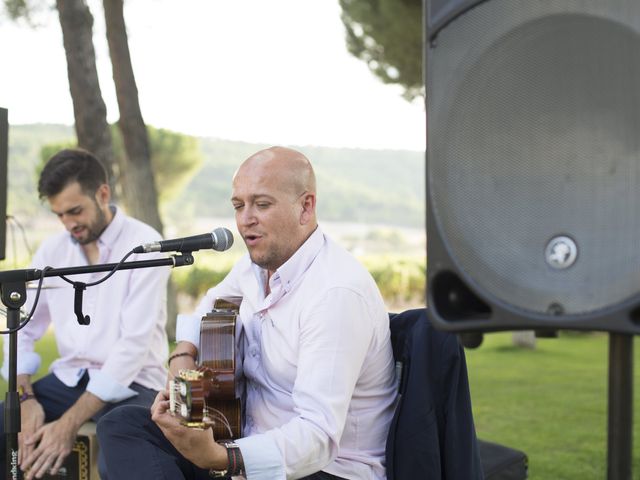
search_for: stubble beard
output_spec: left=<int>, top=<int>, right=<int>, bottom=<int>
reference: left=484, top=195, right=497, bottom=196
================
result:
left=76, top=204, right=109, bottom=245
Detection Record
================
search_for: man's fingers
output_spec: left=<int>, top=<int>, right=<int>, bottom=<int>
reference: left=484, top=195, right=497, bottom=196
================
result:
left=17, top=433, right=24, bottom=465
left=50, top=454, right=66, bottom=477
left=24, top=449, right=68, bottom=480
left=155, top=390, right=169, bottom=403
left=23, top=427, right=44, bottom=446
left=18, top=443, right=35, bottom=468
left=20, top=446, right=36, bottom=472
left=24, top=452, right=50, bottom=480
left=150, top=390, right=169, bottom=414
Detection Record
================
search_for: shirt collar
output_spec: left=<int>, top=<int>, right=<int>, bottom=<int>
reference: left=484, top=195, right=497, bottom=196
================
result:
left=98, top=206, right=123, bottom=247
left=252, top=226, right=325, bottom=295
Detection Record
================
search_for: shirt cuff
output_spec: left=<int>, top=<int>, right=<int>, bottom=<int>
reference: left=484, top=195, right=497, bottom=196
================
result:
left=175, top=313, right=201, bottom=347
left=1, top=351, right=41, bottom=381
left=235, top=433, right=285, bottom=480
left=86, top=369, right=137, bottom=403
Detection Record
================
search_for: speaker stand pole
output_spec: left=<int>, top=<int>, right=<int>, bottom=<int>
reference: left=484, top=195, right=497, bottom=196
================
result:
left=607, top=333, right=633, bottom=480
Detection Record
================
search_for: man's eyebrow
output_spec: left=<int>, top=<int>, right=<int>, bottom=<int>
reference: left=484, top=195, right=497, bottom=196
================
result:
left=51, top=205, right=82, bottom=215
left=230, top=194, right=276, bottom=203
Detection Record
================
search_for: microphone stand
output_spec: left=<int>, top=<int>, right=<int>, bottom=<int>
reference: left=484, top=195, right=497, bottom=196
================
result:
left=1, top=252, right=194, bottom=480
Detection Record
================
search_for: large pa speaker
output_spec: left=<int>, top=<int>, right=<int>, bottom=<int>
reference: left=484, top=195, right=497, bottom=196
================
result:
left=0, top=108, right=7, bottom=261
left=425, top=1, right=640, bottom=334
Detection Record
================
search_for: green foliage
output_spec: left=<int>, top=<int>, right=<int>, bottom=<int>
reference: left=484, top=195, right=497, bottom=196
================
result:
left=172, top=264, right=231, bottom=299
left=340, top=0, right=423, bottom=100
left=3, top=0, right=28, bottom=20
left=36, top=140, right=78, bottom=189
left=163, top=139, right=267, bottom=224
left=9, top=125, right=424, bottom=229
left=33, top=126, right=202, bottom=205
left=110, top=125, right=203, bottom=203
left=149, top=127, right=203, bottom=202
left=165, top=140, right=425, bottom=228
left=361, top=254, right=425, bottom=305
left=2, top=0, right=52, bottom=27
left=171, top=252, right=426, bottom=309
left=7, top=125, right=76, bottom=217
left=170, top=251, right=240, bottom=299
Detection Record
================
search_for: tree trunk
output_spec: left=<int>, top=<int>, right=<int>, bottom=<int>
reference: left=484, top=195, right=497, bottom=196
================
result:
left=56, top=0, right=116, bottom=188
left=103, top=0, right=176, bottom=338
left=102, top=0, right=163, bottom=234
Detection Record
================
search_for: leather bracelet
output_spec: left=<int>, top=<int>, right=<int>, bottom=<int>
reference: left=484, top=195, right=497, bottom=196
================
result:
left=167, top=351, right=195, bottom=366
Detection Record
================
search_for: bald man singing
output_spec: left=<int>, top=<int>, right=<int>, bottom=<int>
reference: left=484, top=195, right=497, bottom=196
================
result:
left=97, top=147, right=397, bottom=480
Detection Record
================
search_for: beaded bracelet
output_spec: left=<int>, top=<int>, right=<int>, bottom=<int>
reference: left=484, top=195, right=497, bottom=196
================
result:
left=18, top=388, right=36, bottom=403
left=167, top=351, right=196, bottom=366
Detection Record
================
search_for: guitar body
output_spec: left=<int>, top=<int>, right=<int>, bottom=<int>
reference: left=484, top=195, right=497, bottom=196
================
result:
left=170, top=296, right=243, bottom=440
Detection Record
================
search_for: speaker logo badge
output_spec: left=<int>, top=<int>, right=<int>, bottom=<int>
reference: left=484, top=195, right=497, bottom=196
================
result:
left=545, top=236, right=578, bottom=269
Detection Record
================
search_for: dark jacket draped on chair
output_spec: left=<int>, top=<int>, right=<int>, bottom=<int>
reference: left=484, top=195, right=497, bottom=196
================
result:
left=386, top=308, right=483, bottom=479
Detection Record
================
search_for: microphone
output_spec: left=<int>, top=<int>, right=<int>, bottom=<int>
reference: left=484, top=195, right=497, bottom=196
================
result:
left=133, top=227, right=234, bottom=254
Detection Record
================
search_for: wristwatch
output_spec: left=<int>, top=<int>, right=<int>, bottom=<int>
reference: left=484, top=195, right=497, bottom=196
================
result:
left=209, top=441, right=244, bottom=478
left=17, top=385, right=35, bottom=403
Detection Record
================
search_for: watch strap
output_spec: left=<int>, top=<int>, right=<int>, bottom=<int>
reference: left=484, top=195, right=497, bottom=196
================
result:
left=209, top=441, right=244, bottom=478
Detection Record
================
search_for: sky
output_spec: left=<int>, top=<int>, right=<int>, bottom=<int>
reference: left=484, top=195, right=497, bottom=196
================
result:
left=0, top=0, right=426, bottom=151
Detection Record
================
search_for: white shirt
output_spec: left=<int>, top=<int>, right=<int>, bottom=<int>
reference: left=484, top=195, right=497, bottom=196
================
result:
left=177, top=227, right=397, bottom=480
left=2, top=208, right=171, bottom=402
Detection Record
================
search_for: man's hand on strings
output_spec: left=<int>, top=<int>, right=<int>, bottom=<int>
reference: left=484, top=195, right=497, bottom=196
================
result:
left=151, top=390, right=227, bottom=471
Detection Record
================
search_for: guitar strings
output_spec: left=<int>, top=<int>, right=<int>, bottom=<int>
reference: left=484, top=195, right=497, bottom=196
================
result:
left=203, top=407, right=234, bottom=438
left=170, top=379, right=236, bottom=438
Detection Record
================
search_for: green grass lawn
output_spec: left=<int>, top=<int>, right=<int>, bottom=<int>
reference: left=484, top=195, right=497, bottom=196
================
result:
left=1, top=330, right=638, bottom=478
left=467, top=331, right=640, bottom=479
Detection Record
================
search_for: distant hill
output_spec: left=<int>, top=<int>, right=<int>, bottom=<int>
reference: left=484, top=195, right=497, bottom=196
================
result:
left=7, top=124, right=77, bottom=217
left=6, top=124, right=425, bottom=229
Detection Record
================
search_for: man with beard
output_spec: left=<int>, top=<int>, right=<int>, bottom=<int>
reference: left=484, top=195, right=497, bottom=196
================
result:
left=0, top=148, right=171, bottom=479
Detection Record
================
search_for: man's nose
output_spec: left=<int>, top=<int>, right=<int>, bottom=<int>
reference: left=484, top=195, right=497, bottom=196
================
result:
left=60, top=215, right=77, bottom=230
left=237, top=208, right=256, bottom=226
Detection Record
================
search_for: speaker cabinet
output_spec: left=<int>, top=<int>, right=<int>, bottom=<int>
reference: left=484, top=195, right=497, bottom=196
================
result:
left=425, top=1, right=640, bottom=333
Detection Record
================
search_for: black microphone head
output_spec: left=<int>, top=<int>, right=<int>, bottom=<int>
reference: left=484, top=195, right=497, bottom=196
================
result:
left=212, top=227, right=234, bottom=251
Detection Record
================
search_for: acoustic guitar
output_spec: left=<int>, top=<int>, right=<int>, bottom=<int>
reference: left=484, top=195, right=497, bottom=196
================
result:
left=169, top=296, right=243, bottom=440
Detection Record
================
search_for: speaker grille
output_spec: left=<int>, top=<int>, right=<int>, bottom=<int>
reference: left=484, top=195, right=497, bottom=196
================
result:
left=428, top=1, right=640, bottom=317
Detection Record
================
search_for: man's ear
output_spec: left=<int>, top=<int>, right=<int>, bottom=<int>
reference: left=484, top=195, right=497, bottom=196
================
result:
left=95, top=183, right=111, bottom=207
left=299, top=192, right=316, bottom=225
